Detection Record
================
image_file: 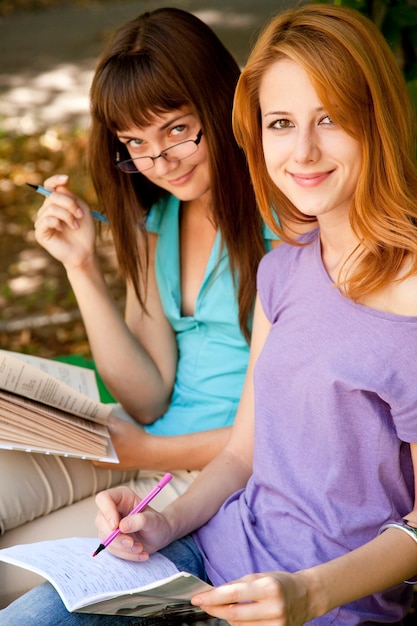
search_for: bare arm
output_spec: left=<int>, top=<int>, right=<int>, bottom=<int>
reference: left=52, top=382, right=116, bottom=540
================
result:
left=190, top=270, right=417, bottom=623
left=301, top=506, right=417, bottom=619
left=191, top=451, right=417, bottom=625
left=94, top=296, right=270, bottom=554
left=74, top=239, right=178, bottom=422
left=34, top=175, right=177, bottom=424
left=161, top=295, right=270, bottom=537
left=94, top=417, right=232, bottom=471
left=93, top=291, right=267, bottom=470
left=64, top=236, right=178, bottom=424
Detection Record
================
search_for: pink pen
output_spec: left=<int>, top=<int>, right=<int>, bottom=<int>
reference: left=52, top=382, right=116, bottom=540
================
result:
left=92, top=472, right=173, bottom=557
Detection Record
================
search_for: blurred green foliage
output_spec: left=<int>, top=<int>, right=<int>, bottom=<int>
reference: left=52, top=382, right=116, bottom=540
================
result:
left=323, top=0, right=417, bottom=109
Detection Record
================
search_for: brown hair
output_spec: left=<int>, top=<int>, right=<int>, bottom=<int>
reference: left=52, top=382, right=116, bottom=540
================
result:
left=233, top=3, right=417, bottom=299
left=89, top=7, right=264, bottom=341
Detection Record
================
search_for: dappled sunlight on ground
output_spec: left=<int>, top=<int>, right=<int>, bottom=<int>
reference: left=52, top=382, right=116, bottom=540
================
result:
left=0, top=0, right=277, bottom=356
left=0, top=64, right=91, bottom=134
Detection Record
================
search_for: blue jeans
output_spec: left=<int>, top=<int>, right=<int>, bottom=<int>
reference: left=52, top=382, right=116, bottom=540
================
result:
left=0, top=535, right=210, bottom=625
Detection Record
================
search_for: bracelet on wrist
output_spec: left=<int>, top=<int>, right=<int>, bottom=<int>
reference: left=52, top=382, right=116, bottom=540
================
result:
left=378, top=519, right=417, bottom=584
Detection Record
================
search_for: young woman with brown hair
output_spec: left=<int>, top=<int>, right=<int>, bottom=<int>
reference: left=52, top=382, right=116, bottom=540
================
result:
left=33, top=8, right=276, bottom=478
left=0, top=7, right=277, bottom=606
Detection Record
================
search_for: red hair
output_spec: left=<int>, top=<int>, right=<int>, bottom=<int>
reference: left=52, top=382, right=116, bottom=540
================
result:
left=233, top=4, right=417, bottom=299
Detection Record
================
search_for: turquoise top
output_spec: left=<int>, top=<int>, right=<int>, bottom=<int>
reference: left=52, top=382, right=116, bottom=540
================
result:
left=145, top=194, right=276, bottom=436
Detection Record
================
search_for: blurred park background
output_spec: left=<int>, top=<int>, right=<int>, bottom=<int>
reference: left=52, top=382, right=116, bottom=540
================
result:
left=0, top=0, right=284, bottom=358
left=1, top=0, right=417, bottom=360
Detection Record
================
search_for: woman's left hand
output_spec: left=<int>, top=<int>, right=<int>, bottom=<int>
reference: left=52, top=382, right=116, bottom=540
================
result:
left=191, top=571, right=310, bottom=625
left=92, top=414, right=150, bottom=470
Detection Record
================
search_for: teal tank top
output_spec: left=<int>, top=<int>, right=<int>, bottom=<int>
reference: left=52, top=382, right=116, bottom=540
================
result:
left=145, top=194, right=276, bottom=436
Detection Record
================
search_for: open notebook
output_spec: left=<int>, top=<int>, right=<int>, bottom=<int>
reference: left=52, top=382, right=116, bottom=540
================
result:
left=0, top=537, right=212, bottom=617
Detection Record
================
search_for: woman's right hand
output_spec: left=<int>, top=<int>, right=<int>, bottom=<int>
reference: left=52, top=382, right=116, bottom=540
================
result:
left=33, top=174, right=97, bottom=269
left=94, top=486, right=174, bottom=562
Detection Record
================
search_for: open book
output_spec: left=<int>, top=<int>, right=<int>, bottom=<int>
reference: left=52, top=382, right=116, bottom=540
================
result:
left=0, top=349, right=117, bottom=462
left=0, top=537, right=212, bottom=617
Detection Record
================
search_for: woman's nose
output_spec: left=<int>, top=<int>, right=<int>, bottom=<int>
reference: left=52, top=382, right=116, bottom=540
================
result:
left=151, top=153, right=180, bottom=175
left=293, top=129, right=320, bottom=164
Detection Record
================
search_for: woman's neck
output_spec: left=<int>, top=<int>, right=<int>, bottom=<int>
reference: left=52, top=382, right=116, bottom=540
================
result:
left=181, top=194, right=214, bottom=223
left=319, top=220, right=360, bottom=284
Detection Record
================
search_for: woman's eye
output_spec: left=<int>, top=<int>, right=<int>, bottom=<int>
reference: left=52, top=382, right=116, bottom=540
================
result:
left=319, top=115, right=333, bottom=126
left=170, top=124, right=187, bottom=137
left=271, top=119, right=293, bottom=130
left=128, top=138, right=144, bottom=147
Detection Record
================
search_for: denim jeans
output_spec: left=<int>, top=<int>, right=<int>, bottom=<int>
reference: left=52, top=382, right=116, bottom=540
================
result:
left=0, top=535, right=210, bottom=625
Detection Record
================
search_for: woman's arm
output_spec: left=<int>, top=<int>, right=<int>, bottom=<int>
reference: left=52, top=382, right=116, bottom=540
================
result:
left=69, top=237, right=178, bottom=423
left=191, top=442, right=417, bottom=625
left=189, top=268, right=417, bottom=623
left=161, top=295, right=270, bottom=536
left=95, top=417, right=232, bottom=470
left=94, top=296, right=270, bottom=553
left=35, top=175, right=177, bottom=423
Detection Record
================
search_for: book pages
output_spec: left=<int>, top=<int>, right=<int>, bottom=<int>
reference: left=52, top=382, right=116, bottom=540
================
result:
left=0, top=350, right=117, bottom=461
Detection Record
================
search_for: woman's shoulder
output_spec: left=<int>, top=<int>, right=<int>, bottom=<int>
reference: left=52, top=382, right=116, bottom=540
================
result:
left=257, top=228, right=319, bottom=316
left=388, top=262, right=417, bottom=316
left=362, top=255, right=417, bottom=317
left=259, top=227, right=319, bottom=268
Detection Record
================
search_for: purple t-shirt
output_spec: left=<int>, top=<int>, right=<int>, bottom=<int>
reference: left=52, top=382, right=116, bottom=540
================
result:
left=195, top=229, right=417, bottom=624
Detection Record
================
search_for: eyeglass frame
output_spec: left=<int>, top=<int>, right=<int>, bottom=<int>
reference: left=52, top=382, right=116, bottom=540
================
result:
left=114, top=129, right=204, bottom=174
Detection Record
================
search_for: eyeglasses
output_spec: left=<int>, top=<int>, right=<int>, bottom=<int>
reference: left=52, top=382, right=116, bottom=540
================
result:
left=115, top=129, right=203, bottom=174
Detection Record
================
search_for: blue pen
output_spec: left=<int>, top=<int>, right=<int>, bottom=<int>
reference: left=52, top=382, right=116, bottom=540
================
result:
left=26, top=182, right=109, bottom=224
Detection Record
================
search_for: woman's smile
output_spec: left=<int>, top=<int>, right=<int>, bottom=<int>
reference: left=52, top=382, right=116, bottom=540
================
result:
left=289, top=170, right=334, bottom=187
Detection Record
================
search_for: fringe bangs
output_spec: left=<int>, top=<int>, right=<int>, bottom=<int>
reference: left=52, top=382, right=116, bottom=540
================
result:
left=91, top=55, right=188, bottom=133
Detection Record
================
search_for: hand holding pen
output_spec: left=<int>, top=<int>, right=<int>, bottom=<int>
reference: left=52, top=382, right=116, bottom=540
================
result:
left=26, top=182, right=108, bottom=224
left=93, top=472, right=173, bottom=556
left=28, top=175, right=108, bottom=270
